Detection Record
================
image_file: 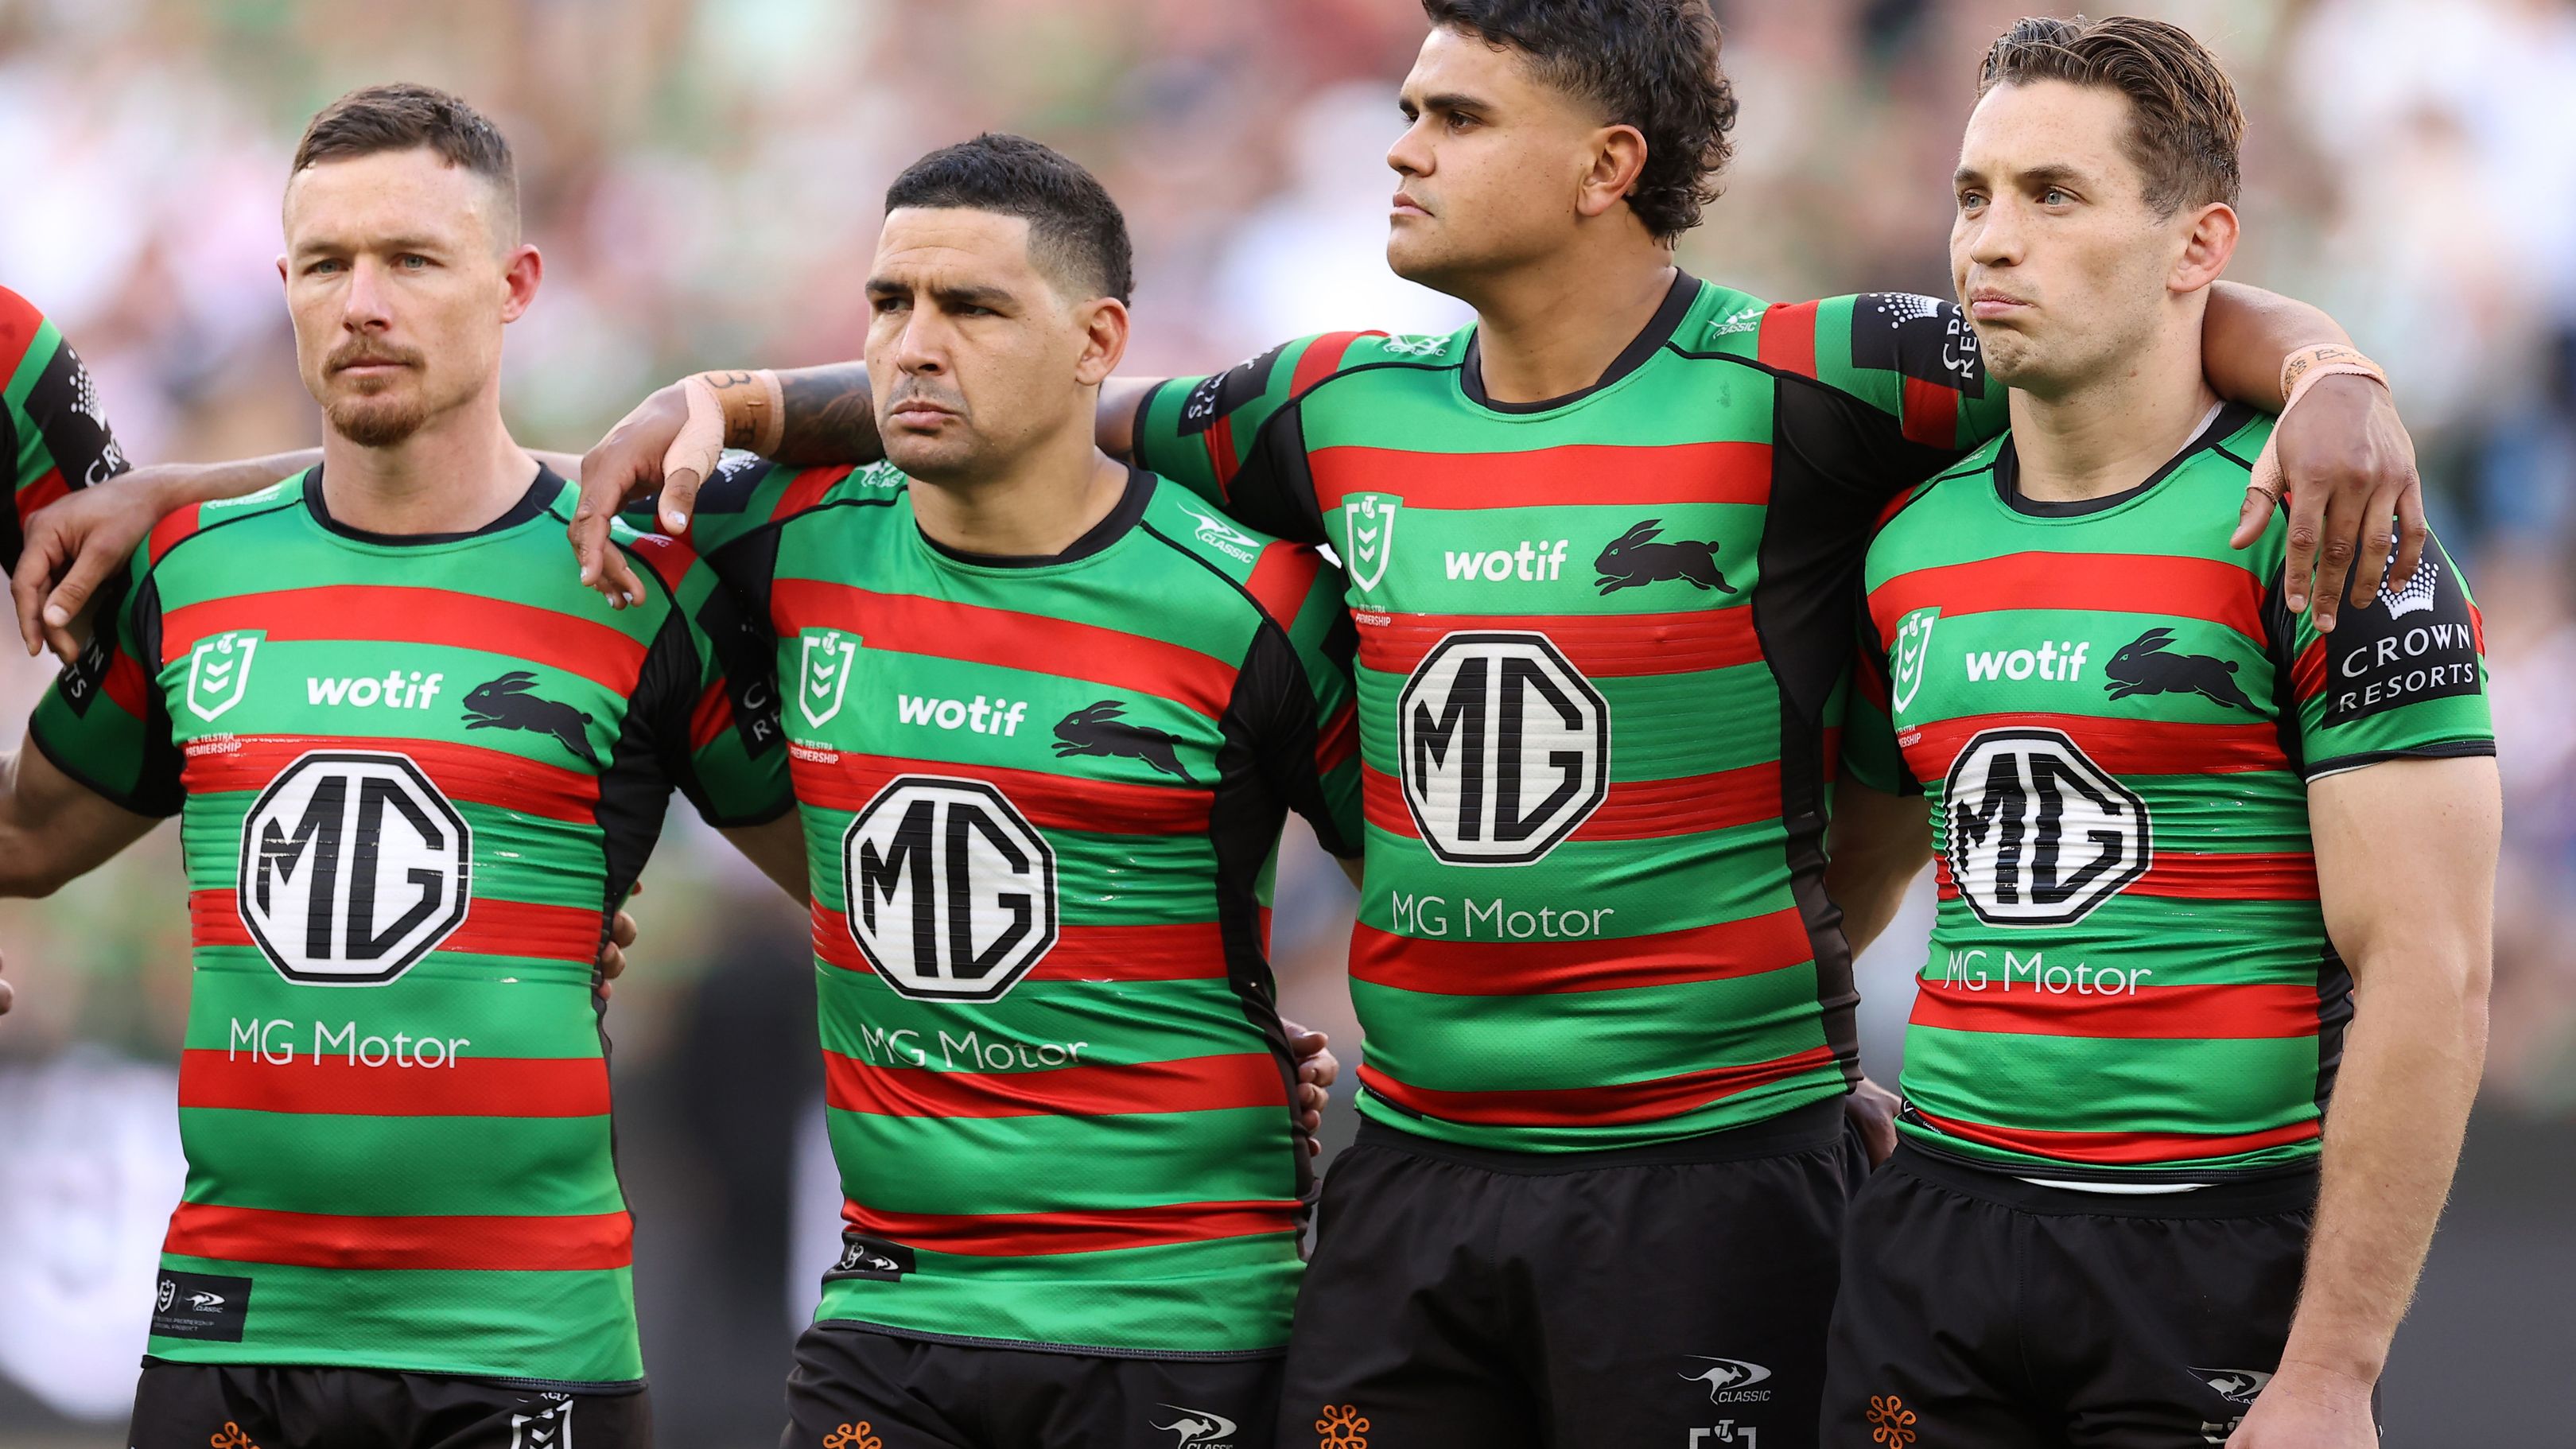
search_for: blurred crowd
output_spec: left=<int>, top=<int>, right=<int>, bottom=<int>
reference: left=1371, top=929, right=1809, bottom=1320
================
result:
left=1, top=0, right=2572, bottom=1440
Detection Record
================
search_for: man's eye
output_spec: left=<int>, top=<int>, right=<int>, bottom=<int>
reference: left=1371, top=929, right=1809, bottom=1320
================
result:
left=1959, top=192, right=1986, bottom=211
left=872, top=296, right=906, bottom=313
left=2042, top=188, right=2070, bottom=206
left=397, top=254, right=429, bottom=270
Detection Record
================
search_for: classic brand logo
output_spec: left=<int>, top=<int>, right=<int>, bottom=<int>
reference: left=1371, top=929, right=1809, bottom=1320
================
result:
left=236, top=751, right=472, bottom=985
left=1944, top=728, right=2149, bottom=927
left=1397, top=631, right=1609, bottom=866
left=1175, top=499, right=1261, bottom=564
left=1890, top=606, right=1939, bottom=716
left=1680, top=1357, right=1774, bottom=1404
left=800, top=629, right=859, bottom=728
left=841, top=776, right=1058, bottom=1001
left=186, top=630, right=262, bottom=721
left=1152, top=1405, right=1240, bottom=1447
left=1343, top=493, right=1401, bottom=592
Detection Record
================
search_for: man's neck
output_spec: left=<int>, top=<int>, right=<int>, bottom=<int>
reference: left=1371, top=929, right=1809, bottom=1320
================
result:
left=908, top=424, right=1128, bottom=560
left=2007, top=328, right=2221, bottom=504
left=1463, top=235, right=1677, bottom=406
left=319, top=406, right=538, bottom=535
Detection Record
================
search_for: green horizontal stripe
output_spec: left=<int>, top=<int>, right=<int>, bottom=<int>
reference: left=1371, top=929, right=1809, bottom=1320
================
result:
left=817, top=973, right=1274, bottom=1066
left=822, top=1105, right=1296, bottom=1214
left=811, top=1234, right=1297, bottom=1355
left=1355, top=1066, right=1845, bottom=1153
left=1354, top=827, right=1796, bottom=935
left=185, top=960, right=605, bottom=1053
left=178, top=1110, right=623, bottom=1217
left=1353, top=662, right=1786, bottom=782
left=151, top=1256, right=640, bottom=1383
left=1922, top=904, right=2329, bottom=981
left=179, top=800, right=608, bottom=909
left=1901, top=1025, right=2320, bottom=1135
left=1349, top=964, right=1827, bottom=1094
left=1296, top=354, right=1775, bottom=450
left=1896, top=1121, right=2320, bottom=1176
left=808, top=815, right=1218, bottom=927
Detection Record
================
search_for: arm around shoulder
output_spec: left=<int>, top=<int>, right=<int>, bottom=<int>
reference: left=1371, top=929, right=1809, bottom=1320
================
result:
left=0, top=739, right=161, bottom=897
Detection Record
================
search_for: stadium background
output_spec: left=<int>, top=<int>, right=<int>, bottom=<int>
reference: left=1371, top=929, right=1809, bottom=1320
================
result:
left=2, top=0, right=2570, bottom=1441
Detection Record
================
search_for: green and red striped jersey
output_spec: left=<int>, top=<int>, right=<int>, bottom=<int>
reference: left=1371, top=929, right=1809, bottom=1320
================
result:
left=682, top=459, right=1360, bottom=1354
left=1132, top=275, right=2004, bottom=1152
left=1846, top=406, right=2495, bottom=1180
left=2, top=286, right=127, bottom=567
left=26, top=466, right=789, bottom=1384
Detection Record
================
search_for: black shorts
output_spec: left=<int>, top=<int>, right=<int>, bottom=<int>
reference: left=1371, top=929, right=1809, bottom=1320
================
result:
left=129, top=1358, right=649, bottom=1449
left=1279, top=1099, right=1863, bottom=1449
left=780, top=1321, right=1284, bottom=1449
left=1822, top=1144, right=2337, bottom=1449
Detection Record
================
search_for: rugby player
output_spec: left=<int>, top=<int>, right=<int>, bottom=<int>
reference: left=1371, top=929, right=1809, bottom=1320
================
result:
left=558, top=6, right=2436, bottom=1447
left=1828, top=17, right=2496, bottom=1448
left=0, top=84, right=806, bottom=1448
left=674, top=134, right=1362, bottom=1449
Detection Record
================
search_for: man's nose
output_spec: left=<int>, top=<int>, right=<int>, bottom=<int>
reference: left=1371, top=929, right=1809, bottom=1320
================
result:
left=341, top=258, right=395, bottom=330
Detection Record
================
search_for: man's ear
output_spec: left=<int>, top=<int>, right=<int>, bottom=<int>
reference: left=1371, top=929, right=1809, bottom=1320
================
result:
left=500, top=244, right=543, bottom=323
left=2173, top=202, right=2237, bottom=294
left=1576, top=123, right=1650, bottom=222
left=1073, top=296, right=1129, bottom=387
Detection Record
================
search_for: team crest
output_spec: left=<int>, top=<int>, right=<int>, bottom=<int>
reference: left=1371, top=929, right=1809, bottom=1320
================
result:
left=1343, top=493, right=1401, bottom=592
left=1889, top=607, right=1938, bottom=716
left=185, top=631, right=262, bottom=721
left=799, top=630, right=858, bottom=729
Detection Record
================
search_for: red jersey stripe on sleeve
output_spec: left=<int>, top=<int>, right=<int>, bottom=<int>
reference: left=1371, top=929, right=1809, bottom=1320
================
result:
left=1757, top=301, right=1820, bottom=378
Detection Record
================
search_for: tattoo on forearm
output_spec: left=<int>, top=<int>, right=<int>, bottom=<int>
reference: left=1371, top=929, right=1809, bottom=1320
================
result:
left=775, top=365, right=882, bottom=464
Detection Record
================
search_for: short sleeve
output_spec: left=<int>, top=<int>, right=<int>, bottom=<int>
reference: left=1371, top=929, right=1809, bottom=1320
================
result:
left=1274, top=548, right=1362, bottom=857
left=1758, top=294, right=2008, bottom=456
left=2, top=288, right=129, bottom=569
left=1131, top=333, right=1382, bottom=545
left=1842, top=579, right=1915, bottom=797
left=623, top=534, right=791, bottom=827
left=2285, top=533, right=2495, bottom=779
left=26, top=554, right=181, bottom=816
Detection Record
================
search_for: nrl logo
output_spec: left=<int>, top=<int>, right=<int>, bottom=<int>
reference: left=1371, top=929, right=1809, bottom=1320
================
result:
left=799, top=629, right=859, bottom=728
left=1890, top=606, right=1938, bottom=716
left=186, top=630, right=263, bottom=721
left=1343, top=493, right=1401, bottom=592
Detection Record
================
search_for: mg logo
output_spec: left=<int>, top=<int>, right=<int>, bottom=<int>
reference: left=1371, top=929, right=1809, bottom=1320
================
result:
left=799, top=629, right=858, bottom=729
left=1944, top=728, right=2148, bottom=927
left=1342, top=493, right=1401, bottom=592
left=185, top=630, right=262, bottom=721
left=1397, top=631, right=1609, bottom=865
left=236, top=751, right=472, bottom=985
left=841, top=776, right=1058, bottom=1000
left=1890, top=605, right=1938, bottom=717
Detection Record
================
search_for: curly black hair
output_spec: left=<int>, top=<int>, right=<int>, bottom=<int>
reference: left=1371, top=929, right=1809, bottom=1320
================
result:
left=1421, top=0, right=1737, bottom=242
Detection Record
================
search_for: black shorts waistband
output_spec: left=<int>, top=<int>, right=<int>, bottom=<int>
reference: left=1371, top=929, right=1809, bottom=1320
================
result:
left=1887, top=1142, right=2320, bottom=1219
left=1354, top=1097, right=1844, bottom=1174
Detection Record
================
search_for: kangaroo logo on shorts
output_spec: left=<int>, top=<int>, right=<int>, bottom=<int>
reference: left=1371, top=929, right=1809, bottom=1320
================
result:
left=841, top=775, right=1058, bottom=1001
left=1944, top=728, right=2148, bottom=927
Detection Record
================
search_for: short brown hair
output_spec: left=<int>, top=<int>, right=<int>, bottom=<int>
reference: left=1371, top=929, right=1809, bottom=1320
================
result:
left=1977, top=15, right=2242, bottom=216
left=290, top=84, right=519, bottom=239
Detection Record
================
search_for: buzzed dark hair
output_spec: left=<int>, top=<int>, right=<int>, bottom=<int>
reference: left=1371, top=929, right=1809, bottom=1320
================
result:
left=1978, top=15, right=2244, bottom=215
left=1421, top=0, right=1737, bottom=242
left=290, top=84, right=519, bottom=239
left=885, top=134, right=1135, bottom=305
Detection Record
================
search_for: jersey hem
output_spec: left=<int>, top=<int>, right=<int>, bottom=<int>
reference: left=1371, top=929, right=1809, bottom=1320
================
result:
left=806, top=1317, right=1287, bottom=1362
left=1886, top=1141, right=2318, bottom=1219
left=25, top=714, right=177, bottom=818
left=2301, top=737, right=2496, bottom=782
left=1353, top=1096, right=1843, bottom=1171
left=139, top=1353, right=647, bottom=1394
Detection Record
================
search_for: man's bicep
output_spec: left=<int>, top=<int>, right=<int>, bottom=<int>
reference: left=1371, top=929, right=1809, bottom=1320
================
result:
left=718, top=814, right=810, bottom=904
left=0, top=736, right=162, bottom=894
left=1773, top=294, right=2002, bottom=453
left=1129, top=335, right=1366, bottom=543
left=2308, top=756, right=2500, bottom=977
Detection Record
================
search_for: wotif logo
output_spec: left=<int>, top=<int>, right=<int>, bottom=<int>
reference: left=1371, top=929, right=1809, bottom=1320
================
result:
left=186, top=630, right=262, bottom=721
left=1343, top=493, right=1401, bottom=592
left=307, top=670, right=444, bottom=709
left=1445, top=538, right=1570, bottom=583
left=1964, top=638, right=2089, bottom=685
left=800, top=629, right=858, bottom=728
left=897, top=694, right=1028, bottom=736
left=1153, top=1405, right=1238, bottom=1447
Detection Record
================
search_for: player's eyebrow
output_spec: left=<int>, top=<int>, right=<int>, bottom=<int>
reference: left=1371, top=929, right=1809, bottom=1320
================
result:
left=1411, top=90, right=1492, bottom=115
left=1956, top=161, right=2089, bottom=191
left=292, top=233, right=450, bottom=255
left=865, top=277, right=1020, bottom=310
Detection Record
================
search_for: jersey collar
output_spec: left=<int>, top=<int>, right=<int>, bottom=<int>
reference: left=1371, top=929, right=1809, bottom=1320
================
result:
left=304, top=462, right=562, bottom=546
left=1459, top=268, right=1700, bottom=414
left=1993, top=401, right=2258, bottom=519
left=915, top=464, right=1156, bottom=569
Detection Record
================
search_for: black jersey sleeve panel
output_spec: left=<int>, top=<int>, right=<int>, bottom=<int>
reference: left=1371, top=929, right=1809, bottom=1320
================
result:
left=594, top=604, right=693, bottom=899
left=1238, top=617, right=1358, bottom=860
left=23, top=335, right=130, bottom=497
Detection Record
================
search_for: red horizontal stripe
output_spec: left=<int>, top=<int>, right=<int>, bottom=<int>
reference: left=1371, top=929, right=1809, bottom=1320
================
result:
left=841, top=1197, right=1300, bottom=1257
left=2292, top=634, right=2329, bottom=705
left=1348, top=908, right=1815, bottom=996
left=103, top=646, right=150, bottom=719
left=1932, top=850, right=2318, bottom=903
left=17, top=466, right=68, bottom=522
left=161, top=587, right=647, bottom=693
left=1869, top=552, right=2263, bottom=641
left=1246, top=541, right=1322, bottom=627
left=1901, top=374, right=1959, bottom=449
left=810, top=905, right=1231, bottom=982
left=1355, top=608, right=1763, bottom=679
left=624, top=531, right=697, bottom=594
left=1315, top=701, right=1358, bottom=775
left=1359, top=759, right=1780, bottom=842
left=1310, top=441, right=1773, bottom=514
left=165, top=1202, right=631, bottom=1272
left=767, top=465, right=847, bottom=522
left=1900, top=713, right=2288, bottom=777
left=824, top=1049, right=1286, bottom=1118
left=192, top=890, right=604, bottom=964
left=1758, top=300, right=1820, bottom=378
left=1908, top=1106, right=2319, bottom=1167
left=1907, top=977, right=2322, bottom=1040
left=1358, top=1044, right=1838, bottom=1128
left=687, top=679, right=732, bottom=750
left=789, top=751, right=1210, bottom=835
left=178, top=1050, right=611, bottom=1116
left=1206, top=412, right=1238, bottom=495
left=1290, top=330, right=1373, bottom=398
left=149, top=501, right=204, bottom=566
left=180, top=736, right=600, bottom=822
left=771, top=578, right=1236, bottom=719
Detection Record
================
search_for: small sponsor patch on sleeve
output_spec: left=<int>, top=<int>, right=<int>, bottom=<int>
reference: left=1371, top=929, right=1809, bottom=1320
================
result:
left=1849, top=293, right=1987, bottom=395
left=151, top=1270, right=252, bottom=1342
left=822, top=1233, right=915, bottom=1283
left=25, top=337, right=129, bottom=489
left=1175, top=343, right=1289, bottom=437
left=2321, top=546, right=2482, bottom=728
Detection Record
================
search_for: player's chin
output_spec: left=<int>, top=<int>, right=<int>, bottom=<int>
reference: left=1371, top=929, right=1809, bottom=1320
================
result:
left=881, top=433, right=983, bottom=482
